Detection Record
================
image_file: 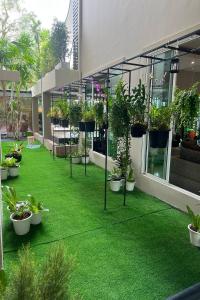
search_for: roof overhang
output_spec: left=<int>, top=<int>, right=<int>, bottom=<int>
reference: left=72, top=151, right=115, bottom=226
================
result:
left=31, top=64, right=79, bottom=97
left=0, top=69, right=20, bottom=82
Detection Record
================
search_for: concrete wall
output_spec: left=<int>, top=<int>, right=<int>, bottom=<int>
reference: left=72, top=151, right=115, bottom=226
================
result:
left=81, top=0, right=200, bottom=75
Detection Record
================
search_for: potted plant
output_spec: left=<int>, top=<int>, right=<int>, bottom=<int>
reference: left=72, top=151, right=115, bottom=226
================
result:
left=130, top=79, right=147, bottom=137
left=0, top=160, right=8, bottom=181
left=27, top=194, right=47, bottom=225
left=56, top=99, right=69, bottom=127
left=81, top=148, right=90, bottom=164
left=2, top=186, right=32, bottom=235
left=47, top=106, right=60, bottom=125
left=149, top=105, right=172, bottom=148
left=109, top=166, right=122, bottom=192
left=126, top=167, right=136, bottom=191
left=5, top=143, right=23, bottom=162
left=5, top=157, right=20, bottom=177
left=71, top=150, right=81, bottom=164
left=94, top=100, right=108, bottom=129
left=69, top=101, right=82, bottom=127
left=79, top=106, right=95, bottom=132
left=187, top=206, right=200, bottom=247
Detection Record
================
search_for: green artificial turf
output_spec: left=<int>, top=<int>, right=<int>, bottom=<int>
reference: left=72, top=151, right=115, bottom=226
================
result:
left=2, top=142, right=200, bottom=299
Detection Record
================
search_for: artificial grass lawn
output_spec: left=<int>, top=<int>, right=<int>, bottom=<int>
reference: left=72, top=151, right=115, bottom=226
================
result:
left=2, top=142, right=200, bottom=299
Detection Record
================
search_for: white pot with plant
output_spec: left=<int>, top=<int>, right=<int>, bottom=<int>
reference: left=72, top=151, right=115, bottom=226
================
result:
left=27, top=194, right=48, bottom=225
left=126, top=167, right=136, bottom=191
left=0, top=160, right=8, bottom=181
left=109, top=167, right=121, bottom=192
left=5, top=157, right=20, bottom=177
left=81, top=149, right=90, bottom=164
left=71, top=151, right=81, bottom=164
left=2, top=186, right=32, bottom=235
left=187, top=206, right=200, bottom=247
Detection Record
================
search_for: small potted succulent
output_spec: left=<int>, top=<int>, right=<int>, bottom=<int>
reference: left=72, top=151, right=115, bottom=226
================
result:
left=71, top=150, right=81, bottom=164
left=109, top=166, right=122, bottom=192
left=2, top=186, right=32, bottom=235
left=187, top=206, right=200, bottom=247
left=0, top=160, right=8, bottom=181
left=5, top=157, right=20, bottom=177
left=56, top=99, right=69, bottom=127
left=149, top=105, right=172, bottom=148
left=79, top=106, right=95, bottom=132
left=47, top=106, right=60, bottom=125
left=27, top=194, right=48, bottom=225
left=81, top=148, right=90, bottom=164
left=5, top=143, right=23, bottom=162
left=126, top=167, right=136, bottom=191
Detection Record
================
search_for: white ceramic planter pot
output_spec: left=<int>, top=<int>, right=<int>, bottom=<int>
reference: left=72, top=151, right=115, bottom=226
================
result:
left=9, top=167, right=19, bottom=177
left=10, top=212, right=32, bottom=235
left=1, top=168, right=8, bottom=180
left=188, top=224, right=200, bottom=247
left=81, top=156, right=89, bottom=164
left=126, top=181, right=135, bottom=191
left=72, top=157, right=81, bottom=164
left=120, top=178, right=125, bottom=187
left=110, top=180, right=121, bottom=192
left=31, top=213, right=42, bottom=225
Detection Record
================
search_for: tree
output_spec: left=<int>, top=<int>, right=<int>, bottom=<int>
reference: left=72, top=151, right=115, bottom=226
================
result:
left=51, top=19, right=69, bottom=64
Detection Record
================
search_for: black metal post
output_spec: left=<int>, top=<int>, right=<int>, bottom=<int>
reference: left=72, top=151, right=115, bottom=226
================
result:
left=69, top=85, right=72, bottom=177
left=84, top=127, right=87, bottom=176
left=104, top=69, right=110, bottom=210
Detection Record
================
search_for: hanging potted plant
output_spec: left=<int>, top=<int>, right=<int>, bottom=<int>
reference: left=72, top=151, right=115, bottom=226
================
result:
left=94, top=100, right=108, bottom=129
left=109, top=166, right=122, bottom=192
left=5, top=157, right=20, bottom=177
left=47, top=106, right=60, bottom=125
left=0, top=160, right=8, bottom=181
left=71, top=150, right=81, bottom=164
left=2, top=186, right=32, bottom=235
left=187, top=206, right=200, bottom=247
left=79, top=106, right=95, bottom=132
left=130, top=79, right=147, bottom=137
left=126, top=167, right=136, bottom=191
left=5, top=143, right=23, bottom=162
left=69, top=101, right=82, bottom=127
left=149, top=105, right=172, bottom=148
left=27, top=194, right=48, bottom=225
left=56, top=99, right=69, bottom=127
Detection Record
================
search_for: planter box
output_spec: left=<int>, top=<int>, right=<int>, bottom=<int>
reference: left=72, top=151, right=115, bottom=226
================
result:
left=59, top=118, right=69, bottom=128
left=131, top=124, right=146, bottom=138
left=149, top=130, right=169, bottom=148
left=79, top=121, right=95, bottom=132
left=72, top=157, right=81, bottom=164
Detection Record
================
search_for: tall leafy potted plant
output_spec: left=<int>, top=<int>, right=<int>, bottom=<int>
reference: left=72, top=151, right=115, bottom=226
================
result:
left=130, top=79, right=147, bottom=137
left=0, top=160, right=8, bottom=181
left=109, top=166, right=122, bottom=192
left=47, top=106, right=60, bottom=125
left=149, top=105, right=172, bottom=148
left=79, top=106, right=95, bottom=132
left=5, top=157, right=20, bottom=177
left=56, top=99, right=69, bottom=127
left=27, top=194, right=48, bottom=225
left=5, top=143, right=23, bottom=162
left=69, top=101, right=82, bottom=127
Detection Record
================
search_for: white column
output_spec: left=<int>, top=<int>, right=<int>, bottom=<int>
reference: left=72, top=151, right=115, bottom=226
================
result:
left=32, top=98, right=39, bottom=133
left=42, top=92, right=51, bottom=140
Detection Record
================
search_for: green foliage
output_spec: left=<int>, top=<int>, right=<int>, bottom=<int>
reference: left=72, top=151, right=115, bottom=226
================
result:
left=26, top=194, right=44, bottom=214
left=187, top=206, right=200, bottom=232
left=47, top=106, right=60, bottom=118
left=82, top=106, right=95, bottom=122
left=131, top=79, right=147, bottom=124
left=110, top=80, right=131, bottom=138
left=3, top=244, right=77, bottom=300
left=2, top=185, right=18, bottom=212
left=51, top=20, right=68, bottom=64
left=69, top=102, right=82, bottom=126
left=149, top=105, right=172, bottom=130
left=173, top=83, right=200, bottom=128
left=94, top=101, right=104, bottom=125
left=56, top=99, right=69, bottom=119
left=4, top=157, right=18, bottom=167
left=110, top=166, right=121, bottom=181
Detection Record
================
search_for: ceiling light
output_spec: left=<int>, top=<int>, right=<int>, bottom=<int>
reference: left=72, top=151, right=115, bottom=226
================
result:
left=191, top=61, right=195, bottom=64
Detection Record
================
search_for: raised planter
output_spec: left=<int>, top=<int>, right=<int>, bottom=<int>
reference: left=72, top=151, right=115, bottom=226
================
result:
left=31, top=213, right=42, bottom=225
left=110, top=180, right=121, bottom=192
left=131, top=123, right=146, bottom=138
left=79, top=121, right=95, bottom=132
left=9, top=166, right=19, bottom=177
left=188, top=224, right=200, bottom=247
left=59, top=118, right=69, bottom=128
left=149, top=130, right=169, bottom=148
left=10, top=212, right=32, bottom=235
left=1, top=168, right=8, bottom=180
left=51, top=117, right=60, bottom=125
left=126, top=181, right=135, bottom=191
left=81, top=156, right=90, bottom=164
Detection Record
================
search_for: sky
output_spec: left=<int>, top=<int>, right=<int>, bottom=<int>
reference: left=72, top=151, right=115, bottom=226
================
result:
left=23, top=0, right=70, bottom=29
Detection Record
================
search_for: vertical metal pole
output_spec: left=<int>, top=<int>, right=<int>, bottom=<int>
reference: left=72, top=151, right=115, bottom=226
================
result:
left=84, top=129, right=87, bottom=176
left=104, top=69, right=109, bottom=210
left=0, top=131, right=3, bottom=270
left=69, top=86, right=72, bottom=177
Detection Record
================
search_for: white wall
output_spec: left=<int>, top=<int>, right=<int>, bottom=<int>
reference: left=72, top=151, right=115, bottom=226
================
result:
left=81, top=0, right=200, bottom=75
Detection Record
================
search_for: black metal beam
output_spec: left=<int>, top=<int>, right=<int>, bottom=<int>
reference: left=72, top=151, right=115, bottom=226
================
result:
left=140, top=55, right=166, bottom=61
left=165, top=45, right=200, bottom=55
left=123, top=61, right=147, bottom=67
left=111, top=67, right=130, bottom=72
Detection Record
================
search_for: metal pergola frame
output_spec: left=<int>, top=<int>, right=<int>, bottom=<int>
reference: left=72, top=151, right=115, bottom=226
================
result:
left=51, top=28, right=200, bottom=211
